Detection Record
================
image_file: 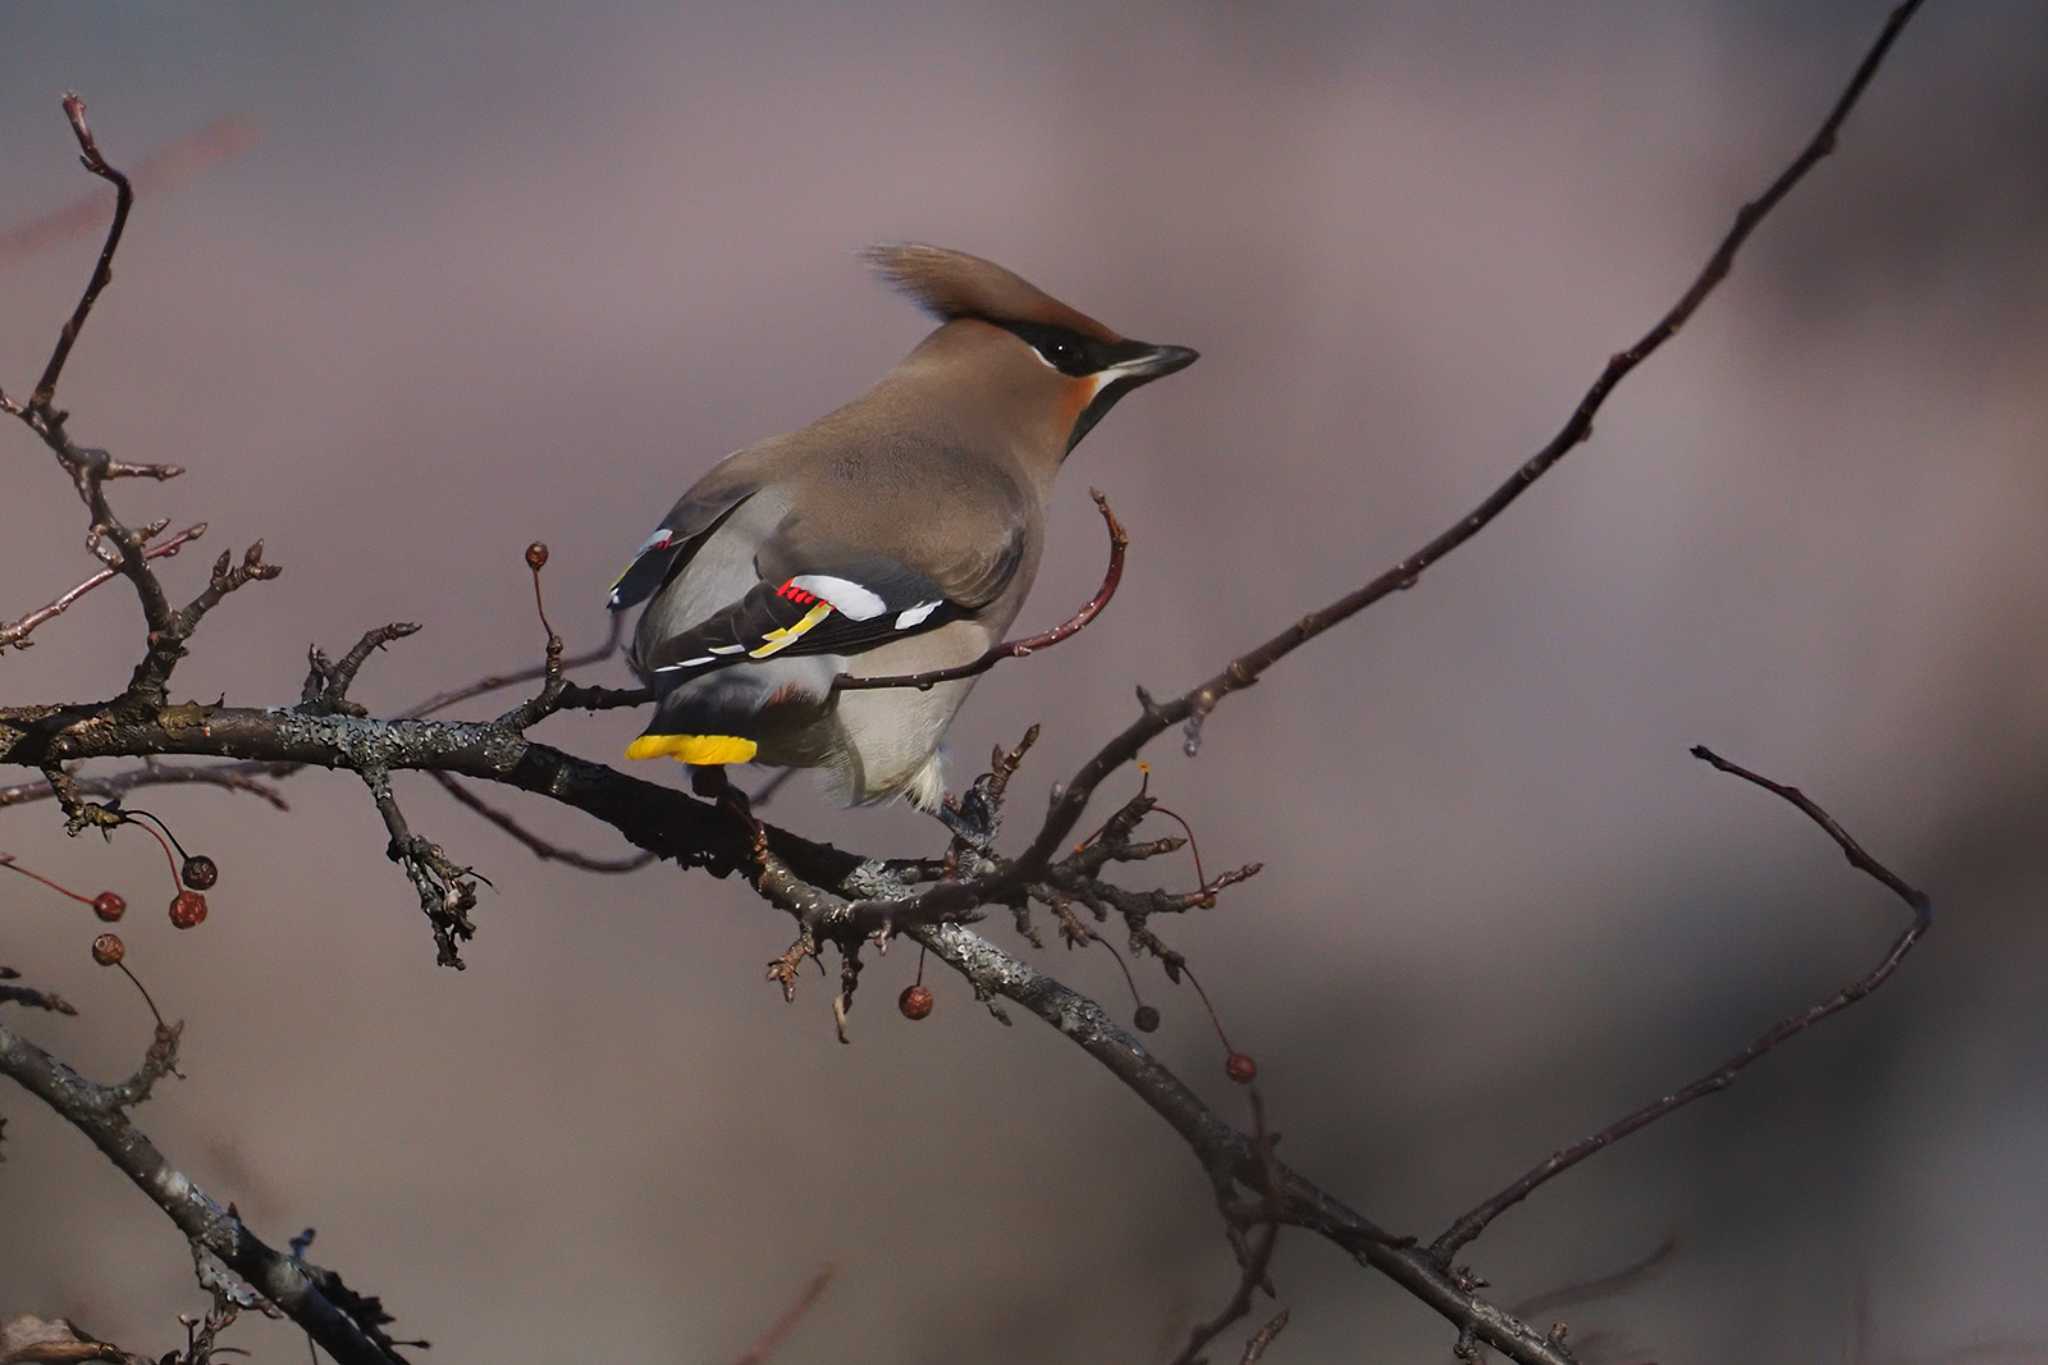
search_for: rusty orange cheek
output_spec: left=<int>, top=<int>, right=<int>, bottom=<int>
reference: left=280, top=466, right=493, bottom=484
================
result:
left=1059, top=377, right=1093, bottom=427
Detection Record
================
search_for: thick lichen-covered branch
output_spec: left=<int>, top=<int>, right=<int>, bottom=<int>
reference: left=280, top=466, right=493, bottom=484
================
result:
left=0, top=1012, right=410, bottom=1365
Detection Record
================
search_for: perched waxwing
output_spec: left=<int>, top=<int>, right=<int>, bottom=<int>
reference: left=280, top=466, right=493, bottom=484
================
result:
left=606, top=244, right=1198, bottom=810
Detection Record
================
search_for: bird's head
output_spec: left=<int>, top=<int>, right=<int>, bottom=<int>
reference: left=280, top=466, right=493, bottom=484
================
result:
left=863, top=243, right=1198, bottom=460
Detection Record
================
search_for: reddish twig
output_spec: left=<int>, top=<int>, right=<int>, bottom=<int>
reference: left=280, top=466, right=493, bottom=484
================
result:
left=1428, top=746, right=1933, bottom=1263
left=729, top=1265, right=835, bottom=1365
left=831, top=488, right=1127, bottom=693
left=0, top=523, right=206, bottom=652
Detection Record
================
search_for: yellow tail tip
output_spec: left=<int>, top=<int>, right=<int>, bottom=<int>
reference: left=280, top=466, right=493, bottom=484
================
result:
left=625, top=734, right=758, bottom=765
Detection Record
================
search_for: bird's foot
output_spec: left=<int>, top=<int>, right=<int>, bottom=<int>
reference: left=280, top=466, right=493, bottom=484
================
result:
left=935, top=783, right=998, bottom=850
left=691, top=764, right=757, bottom=828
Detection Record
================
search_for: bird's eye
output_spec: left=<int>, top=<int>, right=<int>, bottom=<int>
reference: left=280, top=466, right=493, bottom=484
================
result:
left=1041, top=338, right=1094, bottom=375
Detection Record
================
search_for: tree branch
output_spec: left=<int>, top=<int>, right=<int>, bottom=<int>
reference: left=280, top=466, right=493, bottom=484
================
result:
left=0, top=760, right=290, bottom=814
left=0, top=524, right=205, bottom=654
left=430, top=771, right=655, bottom=874
left=0, top=1015, right=410, bottom=1365
left=1009, top=0, right=1931, bottom=883
left=1428, top=746, right=1933, bottom=1262
left=910, top=921, right=1577, bottom=1364
left=0, top=6, right=1937, bottom=1360
left=29, top=95, right=132, bottom=415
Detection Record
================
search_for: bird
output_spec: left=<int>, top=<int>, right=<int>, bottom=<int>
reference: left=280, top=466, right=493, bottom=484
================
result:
left=605, top=243, right=1198, bottom=811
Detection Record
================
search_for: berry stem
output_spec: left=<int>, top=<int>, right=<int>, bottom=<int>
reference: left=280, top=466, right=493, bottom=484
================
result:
left=1149, top=803, right=1208, bottom=889
left=0, top=854, right=96, bottom=906
left=122, top=816, right=185, bottom=891
left=1180, top=962, right=1238, bottom=1056
left=115, top=959, right=166, bottom=1028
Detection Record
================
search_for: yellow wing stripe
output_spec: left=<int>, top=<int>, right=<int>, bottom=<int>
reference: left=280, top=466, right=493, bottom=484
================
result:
left=625, top=734, right=759, bottom=765
left=748, top=600, right=833, bottom=658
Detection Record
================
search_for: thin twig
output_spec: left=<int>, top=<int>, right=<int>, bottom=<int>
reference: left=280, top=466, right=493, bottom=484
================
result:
left=404, top=612, right=623, bottom=720
left=1011, top=0, right=1931, bottom=881
left=912, top=921, right=1574, bottom=1365
left=1510, top=1236, right=1679, bottom=1323
left=1428, top=747, right=1933, bottom=1263
left=29, top=94, right=133, bottom=414
left=1237, top=1310, right=1289, bottom=1365
left=832, top=489, right=1126, bottom=693
left=1166, top=1089, right=1283, bottom=1365
left=0, top=523, right=205, bottom=652
left=729, top=1265, right=835, bottom=1365
left=431, top=772, right=654, bottom=874
left=0, top=761, right=290, bottom=813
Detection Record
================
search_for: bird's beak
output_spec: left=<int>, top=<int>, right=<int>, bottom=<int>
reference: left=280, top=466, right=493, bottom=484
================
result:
left=1066, top=339, right=1201, bottom=455
left=1103, top=340, right=1200, bottom=386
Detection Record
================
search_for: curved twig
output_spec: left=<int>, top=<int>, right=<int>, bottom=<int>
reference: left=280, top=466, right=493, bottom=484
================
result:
left=0, top=523, right=205, bottom=653
left=1011, top=0, right=1930, bottom=880
left=29, top=95, right=132, bottom=414
left=1428, top=745, right=1933, bottom=1262
left=831, top=489, right=1127, bottom=694
left=404, top=612, right=624, bottom=720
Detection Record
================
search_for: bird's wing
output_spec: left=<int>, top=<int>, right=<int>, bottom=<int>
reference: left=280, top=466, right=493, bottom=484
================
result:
left=637, top=524, right=1024, bottom=677
left=605, top=479, right=759, bottom=611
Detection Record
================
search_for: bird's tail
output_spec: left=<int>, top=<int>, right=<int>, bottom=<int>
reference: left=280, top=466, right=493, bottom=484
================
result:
left=626, top=658, right=836, bottom=767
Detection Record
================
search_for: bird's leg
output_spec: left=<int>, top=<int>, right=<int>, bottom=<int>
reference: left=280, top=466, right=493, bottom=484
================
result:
left=691, top=763, right=757, bottom=828
left=935, top=786, right=996, bottom=849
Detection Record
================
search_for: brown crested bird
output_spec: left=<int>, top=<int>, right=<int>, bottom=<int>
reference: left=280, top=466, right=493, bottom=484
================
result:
left=606, top=244, right=1197, bottom=809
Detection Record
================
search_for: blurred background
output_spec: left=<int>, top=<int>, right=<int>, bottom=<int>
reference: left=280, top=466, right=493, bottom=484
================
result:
left=3, top=3, right=2044, bottom=1361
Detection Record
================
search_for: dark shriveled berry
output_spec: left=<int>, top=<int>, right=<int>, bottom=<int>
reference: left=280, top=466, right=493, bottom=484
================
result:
left=898, top=984, right=934, bottom=1021
left=168, top=890, right=208, bottom=929
left=1133, top=1005, right=1161, bottom=1033
left=91, top=932, right=125, bottom=966
left=180, top=854, right=218, bottom=891
left=92, top=890, right=127, bottom=922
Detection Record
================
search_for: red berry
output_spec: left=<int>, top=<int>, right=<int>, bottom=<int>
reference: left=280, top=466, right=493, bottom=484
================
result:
left=92, top=890, right=127, bottom=922
left=168, top=890, right=208, bottom=929
left=1225, top=1052, right=1258, bottom=1085
left=525, top=541, right=550, bottom=570
left=180, top=854, right=218, bottom=891
left=91, top=932, right=125, bottom=966
left=898, top=984, right=934, bottom=1020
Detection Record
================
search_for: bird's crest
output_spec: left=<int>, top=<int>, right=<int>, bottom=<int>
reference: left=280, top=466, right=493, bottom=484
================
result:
left=861, top=243, right=1121, bottom=343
